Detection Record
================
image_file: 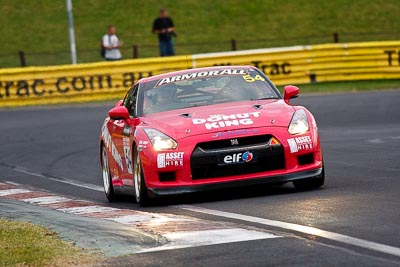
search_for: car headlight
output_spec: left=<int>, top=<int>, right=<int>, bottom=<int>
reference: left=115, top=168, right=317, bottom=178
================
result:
left=288, top=109, right=309, bottom=135
left=143, top=128, right=178, bottom=151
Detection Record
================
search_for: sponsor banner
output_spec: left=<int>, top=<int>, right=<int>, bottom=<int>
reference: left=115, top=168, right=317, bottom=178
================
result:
left=193, top=41, right=400, bottom=85
left=0, top=56, right=190, bottom=107
left=1, top=41, right=400, bottom=107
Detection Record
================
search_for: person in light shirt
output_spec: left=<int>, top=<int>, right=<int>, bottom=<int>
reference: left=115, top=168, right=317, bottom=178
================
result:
left=102, top=25, right=123, bottom=60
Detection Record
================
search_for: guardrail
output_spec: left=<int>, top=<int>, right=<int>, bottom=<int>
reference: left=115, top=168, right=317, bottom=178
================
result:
left=1, top=40, right=399, bottom=107
left=5, top=31, right=400, bottom=68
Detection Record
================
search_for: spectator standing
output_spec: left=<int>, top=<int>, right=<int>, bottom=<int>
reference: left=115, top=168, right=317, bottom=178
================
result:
left=152, top=8, right=175, bottom=56
left=102, top=25, right=122, bottom=60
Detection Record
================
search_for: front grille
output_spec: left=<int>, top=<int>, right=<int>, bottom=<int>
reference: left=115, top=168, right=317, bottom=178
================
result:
left=197, top=135, right=271, bottom=150
left=191, top=135, right=285, bottom=179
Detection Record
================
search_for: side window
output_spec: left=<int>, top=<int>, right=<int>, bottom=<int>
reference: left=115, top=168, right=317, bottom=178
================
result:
left=123, top=85, right=139, bottom=117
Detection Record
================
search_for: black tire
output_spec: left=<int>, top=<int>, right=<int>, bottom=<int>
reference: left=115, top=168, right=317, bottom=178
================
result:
left=293, top=167, right=325, bottom=191
left=101, top=144, right=117, bottom=201
left=133, top=147, right=150, bottom=206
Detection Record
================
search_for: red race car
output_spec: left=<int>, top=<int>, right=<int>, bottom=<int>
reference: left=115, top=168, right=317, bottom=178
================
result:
left=100, top=66, right=324, bottom=206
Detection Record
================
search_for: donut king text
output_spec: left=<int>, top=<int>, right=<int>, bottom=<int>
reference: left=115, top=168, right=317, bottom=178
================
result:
left=192, top=112, right=261, bottom=130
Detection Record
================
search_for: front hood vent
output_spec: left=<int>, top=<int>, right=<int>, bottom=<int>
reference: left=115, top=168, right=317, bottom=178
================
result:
left=252, top=104, right=262, bottom=110
left=180, top=113, right=191, bottom=118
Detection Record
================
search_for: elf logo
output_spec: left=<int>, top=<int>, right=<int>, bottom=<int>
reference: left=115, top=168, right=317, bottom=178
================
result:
left=223, top=151, right=253, bottom=164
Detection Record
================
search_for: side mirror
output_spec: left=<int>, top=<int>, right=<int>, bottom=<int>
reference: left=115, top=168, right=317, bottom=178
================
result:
left=115, top=100, right=123, bottom=107
left=108, top=106, right=130, bottom=121
left=283, top=85, right=299, bottom=104
left=131, top=117, right=141, bottom=127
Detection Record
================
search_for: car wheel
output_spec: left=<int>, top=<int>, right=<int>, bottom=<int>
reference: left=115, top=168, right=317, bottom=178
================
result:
left=133, top=147, right=149, bottom=206
left=293, top=167, right=325, bottom=191
left=101, top=144, right=117, bottom=201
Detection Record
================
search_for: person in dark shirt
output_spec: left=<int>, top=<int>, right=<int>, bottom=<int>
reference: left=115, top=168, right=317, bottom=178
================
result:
left=152, top=8, right=175, bottom=57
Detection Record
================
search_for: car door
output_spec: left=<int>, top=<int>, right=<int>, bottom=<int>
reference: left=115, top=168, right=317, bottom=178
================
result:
left=113, top=84, right=139, bottom=185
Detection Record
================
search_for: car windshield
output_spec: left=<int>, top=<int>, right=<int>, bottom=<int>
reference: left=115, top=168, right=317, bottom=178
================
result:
left=140, top=68, right=280, bottom=115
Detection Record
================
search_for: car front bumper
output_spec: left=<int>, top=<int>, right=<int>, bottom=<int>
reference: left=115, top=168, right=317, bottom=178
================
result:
left=147, top=167, right=323, bottom=197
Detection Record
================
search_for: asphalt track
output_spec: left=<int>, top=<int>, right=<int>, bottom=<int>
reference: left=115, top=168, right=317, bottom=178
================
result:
left=1, top=90, right=400, bottom=266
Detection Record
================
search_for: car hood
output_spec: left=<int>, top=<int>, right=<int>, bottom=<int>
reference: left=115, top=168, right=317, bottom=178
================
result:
left=139, top=100, right=295, bottom=140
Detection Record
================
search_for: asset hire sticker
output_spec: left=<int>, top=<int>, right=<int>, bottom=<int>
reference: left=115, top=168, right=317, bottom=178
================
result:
left=157, top=152, right=184, bottom=168
left=287, top=136, right=313, bottom=153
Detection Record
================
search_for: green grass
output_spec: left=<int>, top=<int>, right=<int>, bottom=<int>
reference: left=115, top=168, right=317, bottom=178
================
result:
left=1, top=0, right=400, bottom=67
left=0, top=218, right=97, bottom=266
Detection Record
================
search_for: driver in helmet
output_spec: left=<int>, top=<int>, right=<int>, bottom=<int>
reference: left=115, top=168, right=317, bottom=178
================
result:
left=144, top=84, right=178, bottom=114
left=154, top=84, right=177, bottom=104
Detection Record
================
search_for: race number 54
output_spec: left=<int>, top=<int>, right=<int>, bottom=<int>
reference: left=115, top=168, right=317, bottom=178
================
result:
left=242, top=75, right=265, bottom=83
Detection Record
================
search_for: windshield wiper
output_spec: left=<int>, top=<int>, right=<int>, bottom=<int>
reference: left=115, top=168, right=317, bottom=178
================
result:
left=250, top=97, right=279, bottom=101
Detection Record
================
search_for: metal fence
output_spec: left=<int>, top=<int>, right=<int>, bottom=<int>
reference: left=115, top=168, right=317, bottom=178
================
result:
left=1, top=32, right=400, bottom=68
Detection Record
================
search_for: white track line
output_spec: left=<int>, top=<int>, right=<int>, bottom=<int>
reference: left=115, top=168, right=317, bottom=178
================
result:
left=0, top=189, right=31, bottom=196
left=9, top=164, right=103, bottom=192
left=179, top=205, right=400, bottom=258
left=46, top=177, right=103, bottom=192
left=4, top=181, right=22, bottom=186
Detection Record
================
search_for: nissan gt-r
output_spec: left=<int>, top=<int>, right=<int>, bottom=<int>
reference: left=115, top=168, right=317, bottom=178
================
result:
left=100, top=66, right=324, bottom=206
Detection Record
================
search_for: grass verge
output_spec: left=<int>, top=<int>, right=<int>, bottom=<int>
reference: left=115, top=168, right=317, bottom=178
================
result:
left=0, top=218, right=98, bottom=266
